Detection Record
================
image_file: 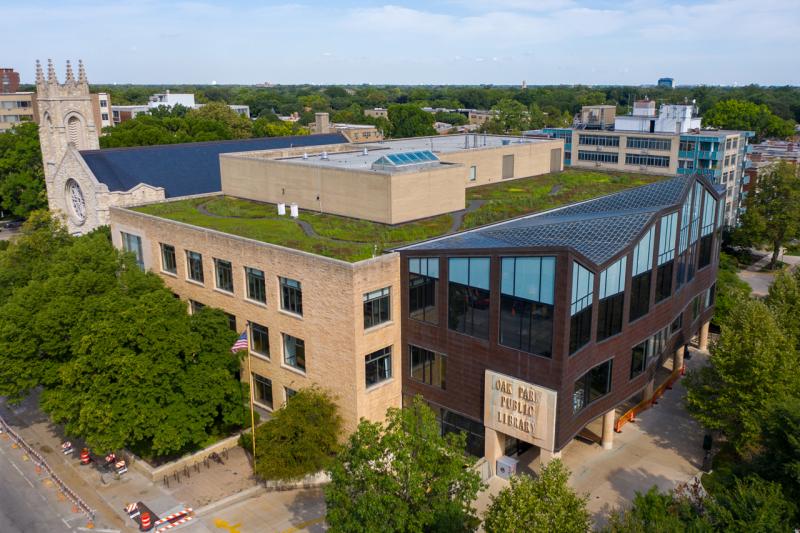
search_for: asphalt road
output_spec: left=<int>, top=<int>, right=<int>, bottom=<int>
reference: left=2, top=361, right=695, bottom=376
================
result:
left=0, top=437, right=93, bottom=533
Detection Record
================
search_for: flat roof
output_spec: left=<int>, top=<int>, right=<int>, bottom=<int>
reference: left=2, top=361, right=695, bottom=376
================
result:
left=268, top=134, right=555, bottom=173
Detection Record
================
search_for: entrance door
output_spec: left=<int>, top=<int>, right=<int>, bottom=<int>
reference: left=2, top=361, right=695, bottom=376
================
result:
left=504, top=436, right=533, bottom=457
left=502, top=154, right=514, bottom=179
left=550, top=148, right=562, bottom=172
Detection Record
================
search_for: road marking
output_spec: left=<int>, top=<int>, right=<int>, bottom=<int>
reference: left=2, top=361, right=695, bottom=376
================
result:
left=77, top=528, right=120, bottom=533
left=281, top=516, right=325, bottom=533
left=213, top=518, right=242, bottom=532
left=10, top=459, right=35, bottom=487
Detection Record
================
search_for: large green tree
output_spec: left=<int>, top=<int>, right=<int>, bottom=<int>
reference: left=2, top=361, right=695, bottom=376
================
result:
left=704, top=99, right=795, bottom=141
left=735, top=161, right=800, bottom=269
left=485, top=98, right=529, bottom=133
left=0, top=122, right=46, bottom=218
left=603, top=485, right=709, bottom=532
left=242, top=387, right=341, bottom=481
left=325, top=396, right=483, bottom=533
left=387, top=104, right=436, bottom=138
left=483, top=460, right=591, bottom=533
left=684, top=298, right=800, bottom=454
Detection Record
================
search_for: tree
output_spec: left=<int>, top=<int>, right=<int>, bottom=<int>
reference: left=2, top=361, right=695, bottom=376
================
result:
left=712, top=252, right=751, bottom=327
left=765, top=269, right=800, bottom=347
left=704, top=99, right=795, bottom=141
left=528, top=104, right=546, bottom=130
left=704, top=476, right=797, bottom=532
left=387, top=104, right=436, bottom=138
left=483, top=460, right=591, bottom=533
left=754, top=398, right=800, bottom=504
left=325, top=396, right=483, bottom=533
left=684, top=299, right=800, bottom=454
left=433, top=111, right=467, bottom=126
left=603, top=485, right=710, bottom=533
left=735, top=161, right=800, bottom=269
left=188, top=102, right=252, bottom=139
left=0, top=122, right=46, bottom=218
left=242, top=387, right=341, bottom=481
left=487, top=98, right=529, bottom=133
left=251, top=117, right=308, bottom=138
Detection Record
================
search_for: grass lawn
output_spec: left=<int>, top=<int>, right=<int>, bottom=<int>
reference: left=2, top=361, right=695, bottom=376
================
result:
left=133, top=168, right=667, bottom=262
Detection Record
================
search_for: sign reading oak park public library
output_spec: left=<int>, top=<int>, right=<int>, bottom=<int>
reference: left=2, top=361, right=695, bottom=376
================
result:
left=484, top=370, right=557, bottom=451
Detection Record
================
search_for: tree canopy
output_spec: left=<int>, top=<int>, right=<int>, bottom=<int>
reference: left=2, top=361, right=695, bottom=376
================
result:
left=0, top=122, right=46, bottom=219
left=483, top=460, right=591, bottom=533
left=325, top=396, right=483, bottom=533
left=387, top=104, right=436, bottom=138
left=0, top=214, right=246, bottom=458
left=704, top=99, right=796, bottom=142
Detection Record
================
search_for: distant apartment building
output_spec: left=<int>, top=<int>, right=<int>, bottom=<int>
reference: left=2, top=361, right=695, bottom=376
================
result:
left=538, top=101, right=752, bottom=226
left=1, top=68, right=21, bottom=93
left=469, top=109, right=496, bottom=126
left=658, top=78, right=674, bottom=89
left=364, top=107, right=388, bottom=119
left=743, top=140, right=800, bottom=195
left=309, top=112, right=383, bottom=142
left=0, top=91, right=37, bottom=131
left=111, top=90, right=250, bottom=125
left=91, top=92, right=113, bottom=130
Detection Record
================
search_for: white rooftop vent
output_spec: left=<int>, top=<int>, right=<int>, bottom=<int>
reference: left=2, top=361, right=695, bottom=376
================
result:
left=321, top=151, right=328, bottom=160
left=363, top=147, right=368, bottom=156
left=277, top=203, right=286, bottom=215
left=290, top=203, right=299, bottom=218
left=302, top=152, right=308, bottom=160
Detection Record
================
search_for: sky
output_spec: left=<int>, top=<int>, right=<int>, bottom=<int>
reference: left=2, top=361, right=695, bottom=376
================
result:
left=3, top=0, right=799, bottom=86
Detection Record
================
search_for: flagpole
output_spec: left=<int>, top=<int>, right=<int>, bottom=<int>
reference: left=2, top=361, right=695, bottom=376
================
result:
left=246, top=349, right=257, bottom=473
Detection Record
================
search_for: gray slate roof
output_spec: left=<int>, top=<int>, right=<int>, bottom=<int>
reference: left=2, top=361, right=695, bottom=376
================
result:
left=80, top=133, right=348, bottom=198
left=400, top=175, right=694, bottom=266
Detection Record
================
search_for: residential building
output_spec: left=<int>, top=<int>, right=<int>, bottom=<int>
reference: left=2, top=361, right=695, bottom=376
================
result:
left=308, top=112, right=383, bottom=142
left=91, top=92, right=113, bottom=130
left=469, top=110, right=496, bottom=126
left=364, top=108, right=388, bottom=119
left=0, top=91, right=37, bottom=131
left=1, top=68, right=21, bottom=93
left=538, top=101, right=753, bottom=226
left=111, top=90, right=250, bottom=125
left=743, top=140, right=800, bottom=195
left=658, top=77, right=674, bottom=89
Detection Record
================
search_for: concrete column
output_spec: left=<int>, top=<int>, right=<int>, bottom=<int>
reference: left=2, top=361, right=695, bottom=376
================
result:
left=643, top=378, right=655, bottom=403
left=484, top=427, right=505, bottom=476
left=601, top=410, right=615, bottom=450
left=539, top=448, right=562, bottom=465
left=698, top=321, right=710, bottom=352
left=674, top=346, right=685, bottom=374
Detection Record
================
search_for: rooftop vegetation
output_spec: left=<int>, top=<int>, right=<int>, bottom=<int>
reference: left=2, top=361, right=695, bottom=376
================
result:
left=132, top=169, right=664, bottom=262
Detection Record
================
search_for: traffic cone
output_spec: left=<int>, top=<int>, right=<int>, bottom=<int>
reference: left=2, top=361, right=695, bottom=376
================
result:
left=80, top=448, right=91, bottom=465
left=85, top=519, right=95, bottom=529
left=140, top=511, right=152, bottom=531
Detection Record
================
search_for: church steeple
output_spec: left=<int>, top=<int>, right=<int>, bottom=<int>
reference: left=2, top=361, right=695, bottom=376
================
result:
left=64, top=60, right=75, bottom=85
left=35, top=60, right=45, bottom=88
left=77, top=60, right=87, bottom=86
left=47, top=59, right=57, bottom=84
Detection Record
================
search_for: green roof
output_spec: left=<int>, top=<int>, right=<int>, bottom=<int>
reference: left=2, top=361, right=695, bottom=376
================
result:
left=131, top=169, right=665, bottom=263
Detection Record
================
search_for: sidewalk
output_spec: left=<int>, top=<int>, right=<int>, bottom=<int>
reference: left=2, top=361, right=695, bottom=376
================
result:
left=737, top=249, right=800, bottom=297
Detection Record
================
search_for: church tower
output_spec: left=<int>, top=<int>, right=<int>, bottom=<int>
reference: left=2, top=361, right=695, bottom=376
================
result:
left=35, top=59, right=100, bottom=186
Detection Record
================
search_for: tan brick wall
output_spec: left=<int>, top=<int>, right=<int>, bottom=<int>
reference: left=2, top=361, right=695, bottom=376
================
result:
left=443, top=139, right=563, bottom=188
left=109, top=207, right=402, bottom=434
left=568, top=131, right=680, bottom=176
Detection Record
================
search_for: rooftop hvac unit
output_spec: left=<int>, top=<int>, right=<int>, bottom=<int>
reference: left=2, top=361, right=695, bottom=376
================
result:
left=277, top=203, right=286, bottom=216
left=363, top=147, right=368, bottom=156
left=290, top=203, right=299, bottom=218
left=302, top=152, right=308, bottom=160
left=321, top=151, right=328, bottom=160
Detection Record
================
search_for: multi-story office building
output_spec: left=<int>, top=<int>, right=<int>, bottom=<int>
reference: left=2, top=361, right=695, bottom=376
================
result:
left=398, top=174, right=720, bottom=465
left=0, top=91, right=37, bottom=131
left=657, top=77, right=674, bottom=89
left=539, top=101, right=753, bottom=226
left=1, top=68, right=21, bottom=93
left=91, top=92, right=113, bottom=130
left=111, top=90, right=251, bottom=125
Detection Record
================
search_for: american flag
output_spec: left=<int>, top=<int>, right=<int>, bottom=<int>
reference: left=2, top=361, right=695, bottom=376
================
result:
left=230, top=331, right=249, bottom=353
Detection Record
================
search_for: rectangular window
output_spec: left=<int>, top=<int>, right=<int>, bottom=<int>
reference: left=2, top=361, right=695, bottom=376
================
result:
left=625, top=154, right=670, bottom=168
left=706, top=283, right=716, bottom=308
left=160, top=243, right=176, bottom=274
left=280, top=277, right=303, bottom=315
left=283, top=334, right=305, bottom=371
left=252, top=373, right=273, bottom=409
left=626, top=137, right=671, bottom=151
left=245, top=267, right=266, bottom=304
left=597, top=256, right=627, bottom=341
left=101, top=113, right=109, bottom=120
left=364, top=287, right=391, bottom=329
left=679, top=140, right=696, bottom=152
left=468, top=165, right=477, bottom=181
left=630, top=227, right=654, bottom=321
left=573, top=360, right=613, bottom=413
left=409, top=345, right=446, bottom=389
left=186, top=251, right=204, bottom=283
left=409, top=257, right=439, bottom=324
left=656, top=261, right=674, bottom=303
left=189, top=300, right=205, bottom=314
left=630, top=342, right=647, bottom=379
left=692, top=296, right=701, bottom=322
left=577, top=150, right=619, bottom=163
left=121, top=232, right=144, bottom=269
left=214, top=259, right=233, bottom=293
left=250, top=323, right=269, bottom=357
left=671, top=313, right=683, bottom=334
left=448, top=257, right=491, bottom=340
left=285, top=387, right=297, bottom=402
left=578, top=134, right=620, bottom=147
left=225, top=312, right=237, bottom=332
left=499, top=256, right=556, bottom=357
left=698, top=234, right=713, bottom=268
left=365, top=346, right=392, bottom=387
left=570, top=262, right=594, bottom=354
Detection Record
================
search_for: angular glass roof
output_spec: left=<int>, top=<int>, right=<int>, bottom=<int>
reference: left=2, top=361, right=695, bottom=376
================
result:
left=372, top=150, right=439, bottom=169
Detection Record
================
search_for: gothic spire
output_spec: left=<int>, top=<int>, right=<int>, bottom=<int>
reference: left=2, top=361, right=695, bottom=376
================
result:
left=35, top=60, right=44, bottom=86
left=65, top=60, right=75, bottom=84
left=77, top=59, right=87, bottom=85
left=47, top=59, right=57, bottom=84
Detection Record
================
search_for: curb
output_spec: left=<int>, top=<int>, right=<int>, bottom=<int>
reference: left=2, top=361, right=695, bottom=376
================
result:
left=194, top=485, right=264, bottom=516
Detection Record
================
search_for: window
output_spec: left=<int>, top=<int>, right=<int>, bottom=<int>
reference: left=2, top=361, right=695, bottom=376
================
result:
left=225, top=312, right=237, bottom=332
left=253, top=374, right=273, bottom=409
left=285, top=387, right=297, bottom=401
left=283, top=334, right=305, bottom=371
left=468, top=165, right=477, bottom=181
left=698, top=189, right=716, bottom=268
left=186, top=251, right=204, bottom=283
left=365, top=347, right=392, bottom=387
left=706, top=283, right=716, bottom=308
left=499, top=257, right=556, bottom=357
left=630, top=342, right=647, bottom=379
left=250, top=323, right=269, bottom=357
left=189, top=300, right=205, bottom=314
left=214, top=259, right=233, bottom=293
left=573, top=360, right=613, bottom=413
left=578, top=150, right=619, bottom=163
left=410, top=345, right=446, bottom=389
left=679, top=140, right=696, bottom=152
left=630, top=227, right=654, bottom=322
left=597, top=256, right=627, bottom=341
left=280, top=277, right=302, bottom=315
left=245, top=267, right=266, bottom=304
left=679, top=160, right=694, bottom=170
left=364, top=287, right=391, bottom=329
left=121, top=232, right=144, bottom=269
left=160, top=243, right=176, bottom=274
left=448, top=257, right=491, bottom=340
left=570, top=262, right=594, bottom=354
left=578, top=134, right=619, bottom=147
left=671, top=313, right=683, bottom=334
left=625, top=154, right=670, bottom=168
left=656, top=213, right=678, bottom=303
left=627, top=137, right=671, bottom=151
left=692, top=296, right=701, bottom=322
left=100, top=100, right=107, bottom=108
left=409, top=257, right=439, bottom=324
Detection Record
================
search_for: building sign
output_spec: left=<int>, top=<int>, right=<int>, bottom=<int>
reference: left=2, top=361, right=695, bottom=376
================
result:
left=484, top=370, right=557, bottom=451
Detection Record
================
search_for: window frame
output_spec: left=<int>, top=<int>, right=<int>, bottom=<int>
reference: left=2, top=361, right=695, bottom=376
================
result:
left=409, top=344, right=446, bottom=390
left=363, top=287, right=391, bottom=330
left=282, top=333, right=306, bottom=372
left=365, top=346, right=393, bottom=388
left=245, top=266, right=267, bottom=305
left=214, top=258, right=234, bottom=293
left=279, top=277, right=303, bottom=316
left=160, top=243, right=177, bottom=275
left=573, top=359, right=613, bottom=414
left=250, top=322, right=270, bottom=358
left=186, top=250, right=204, bottom=284
left=252, top=373, right=273, bottom=410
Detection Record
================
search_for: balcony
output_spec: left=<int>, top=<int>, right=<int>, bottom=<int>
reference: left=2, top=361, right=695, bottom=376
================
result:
left=678, top=150, right=695, bottom=159
left=745, top=145, right=753, bottom=153
left=696, top=150, right=721, bottom=160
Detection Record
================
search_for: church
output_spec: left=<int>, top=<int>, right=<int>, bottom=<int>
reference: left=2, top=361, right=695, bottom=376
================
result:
left=35, top=60, right=348, bottom=235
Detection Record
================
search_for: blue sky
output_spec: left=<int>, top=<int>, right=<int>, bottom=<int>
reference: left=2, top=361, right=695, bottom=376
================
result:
left=3, top=0, right=799, bottom=85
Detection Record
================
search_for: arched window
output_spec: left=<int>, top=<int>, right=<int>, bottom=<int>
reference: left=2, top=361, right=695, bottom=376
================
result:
left=66, top=115, right=83, bottom=149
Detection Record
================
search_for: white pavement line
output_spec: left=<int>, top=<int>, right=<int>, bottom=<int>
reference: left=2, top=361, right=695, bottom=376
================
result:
left=77, top=528, right=120, bottom=533
left=10, top=460, right=36, bottom=488
left=62, top=518, right=72, bottom=528
left=194, top=485, right=264, bottom=516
